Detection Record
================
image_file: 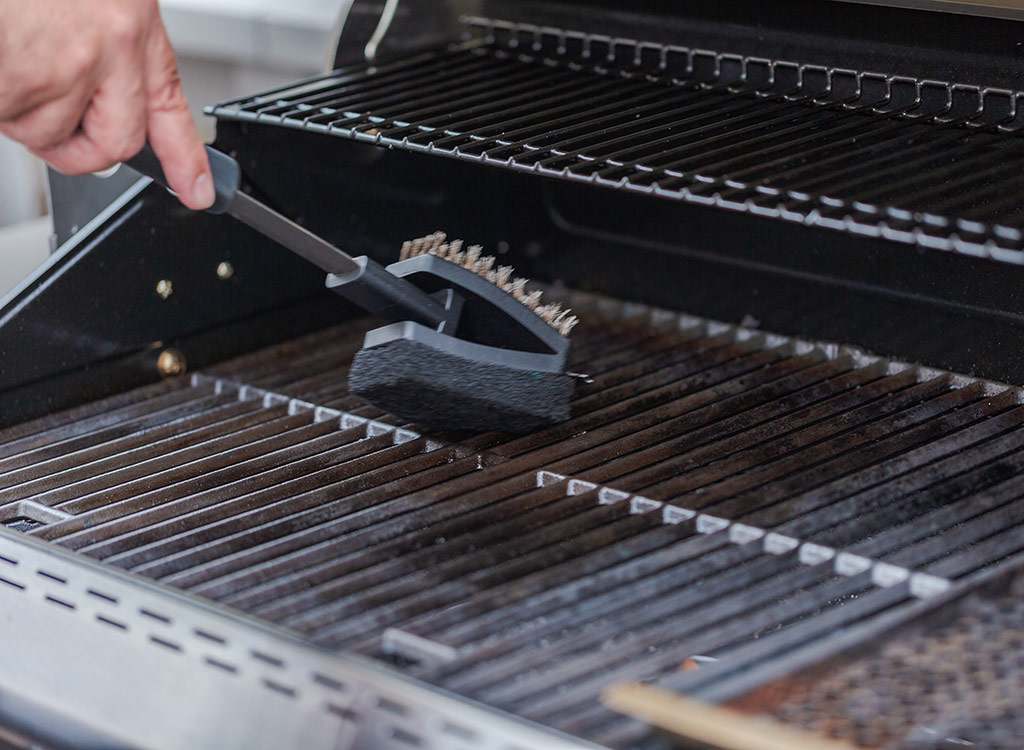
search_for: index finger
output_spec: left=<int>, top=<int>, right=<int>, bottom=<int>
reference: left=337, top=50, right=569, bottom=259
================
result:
left=144, top=20, right=213, bottom=210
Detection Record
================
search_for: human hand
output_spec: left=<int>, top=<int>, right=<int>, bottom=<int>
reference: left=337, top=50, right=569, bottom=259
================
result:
left=0, top=0, right=214, bottom=209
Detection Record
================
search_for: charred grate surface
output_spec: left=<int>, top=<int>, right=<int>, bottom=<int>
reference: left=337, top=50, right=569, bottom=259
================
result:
left=2, top=294, right=1024, bottom=747
left=731, top=576, right=1024, bottom=749
left=213, top=19, right=1024, bottom=261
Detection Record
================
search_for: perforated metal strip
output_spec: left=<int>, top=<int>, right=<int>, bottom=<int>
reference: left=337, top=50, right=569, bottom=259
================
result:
left=535, top=470, right=952, bottom=598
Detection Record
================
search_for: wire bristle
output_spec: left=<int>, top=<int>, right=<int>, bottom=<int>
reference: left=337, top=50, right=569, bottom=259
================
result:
left=398, top=233, right=578, bottom=337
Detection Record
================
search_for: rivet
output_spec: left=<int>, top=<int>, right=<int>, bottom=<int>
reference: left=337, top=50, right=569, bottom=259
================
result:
left=156, top=279, right=173, bottom=299
left=157, top=348, right=187, bottom=377
left=216, top=262, right=234, bottom=280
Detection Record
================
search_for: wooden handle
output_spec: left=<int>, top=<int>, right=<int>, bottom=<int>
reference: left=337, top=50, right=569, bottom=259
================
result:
left=603, top=683, right=859, bottom=750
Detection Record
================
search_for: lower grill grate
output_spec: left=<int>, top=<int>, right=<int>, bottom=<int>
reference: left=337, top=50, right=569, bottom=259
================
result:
left=2, top=293, right=1023, bottom=746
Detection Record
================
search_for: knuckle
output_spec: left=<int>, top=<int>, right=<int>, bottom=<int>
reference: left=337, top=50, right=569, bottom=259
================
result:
left=148, top=71, right=188, bottom=114
left=88, top=122, right=144, bottom=165
left=65, top=41, right=101, bottom=80
left=107, top=6, right=144, bottom=47
left=114, top=131, right=146, bottom=162
left=15, top=70, right=53, bottom=104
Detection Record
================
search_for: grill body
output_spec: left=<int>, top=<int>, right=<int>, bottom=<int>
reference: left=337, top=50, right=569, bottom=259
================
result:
left=4, top=1, right=1024, bottom=748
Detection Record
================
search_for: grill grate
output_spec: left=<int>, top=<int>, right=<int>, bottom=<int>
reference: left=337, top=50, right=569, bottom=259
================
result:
left=726, top=564, right=1024, bottom=749
left=3, top=293, right=1024, bottom=747
left=212, top=17, right=1024, bottom=262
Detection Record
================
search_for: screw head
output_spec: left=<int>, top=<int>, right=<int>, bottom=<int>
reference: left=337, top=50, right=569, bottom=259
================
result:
left=157, top=348, right=187, bottom=377
left=156, top=279, right=173, bottom=299
left=216, top=261, right=234, bottom=280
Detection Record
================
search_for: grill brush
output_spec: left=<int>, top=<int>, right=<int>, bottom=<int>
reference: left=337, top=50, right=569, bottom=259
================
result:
left=126, top=145, right=576, bottom=432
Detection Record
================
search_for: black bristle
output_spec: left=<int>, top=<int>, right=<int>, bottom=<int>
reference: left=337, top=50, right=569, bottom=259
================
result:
left=349, top=339, right=574, bottom=433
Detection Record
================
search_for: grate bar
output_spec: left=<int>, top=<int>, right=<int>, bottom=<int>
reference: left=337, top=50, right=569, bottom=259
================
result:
left=0, top=381, right=216, bottom=467
left=162, top=342, right=795, bottom=590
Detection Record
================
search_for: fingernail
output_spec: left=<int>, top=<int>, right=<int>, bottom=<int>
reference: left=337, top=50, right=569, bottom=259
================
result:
left=193, top=172, right=215, bottom=209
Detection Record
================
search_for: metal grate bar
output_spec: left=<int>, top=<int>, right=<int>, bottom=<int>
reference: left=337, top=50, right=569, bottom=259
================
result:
left=50, top=428, right=393, bottom=550
left=533, top=90, right=881, bottom=176
left=512, top=577, right=901, bottom=726
left=454, top=554, right=838, bottom=702
left=260, top=48, right=492, bottom=119
left=140, top=346, right=777, bottom=600
left=0, top=381, right=210, bottom=466
left=36, top=411, right=336, bottom=515
left=0, top=395, right=263, bottom=498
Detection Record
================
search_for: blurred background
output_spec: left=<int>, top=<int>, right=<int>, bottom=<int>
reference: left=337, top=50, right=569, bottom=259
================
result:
left=0, top=0, right=348, bottom=296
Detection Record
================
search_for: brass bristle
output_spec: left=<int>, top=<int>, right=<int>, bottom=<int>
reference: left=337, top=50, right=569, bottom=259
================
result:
left=398, top=233, right=578, bottom=337
left=449, top=243, right=466, bottom=266
left=423, top=232, right=446, bottom=257
left=521, top=290, right=543, bottom=309
left=559, top=316, right=579, bottom=336
left=475, top=254, right=496, bottom=274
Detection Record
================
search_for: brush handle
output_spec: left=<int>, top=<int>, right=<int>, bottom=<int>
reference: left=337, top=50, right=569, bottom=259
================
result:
left=326, top=258, right=452, bottom=329
left=126, top=143, right=240, bottom=214
left=128, top=143, right=453, bottom=330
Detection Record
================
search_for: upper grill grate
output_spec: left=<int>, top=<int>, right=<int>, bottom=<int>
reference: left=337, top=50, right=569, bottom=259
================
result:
left=211, top=18, right=1024, bottom=263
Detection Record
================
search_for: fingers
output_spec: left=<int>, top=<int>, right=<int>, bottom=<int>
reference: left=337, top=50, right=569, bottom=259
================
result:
left=3, top=0, right=211, bottom=208
left=34, top=36, right=149, bottom=176
left=143, top=21, right=213, bottom=210
left=0, top=13, right=100, bottom=121
left=0, top=82, right=94, bottom=154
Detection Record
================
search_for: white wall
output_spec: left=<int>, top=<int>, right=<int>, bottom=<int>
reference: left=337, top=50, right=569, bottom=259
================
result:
left=0, top=0, right=344, bottom=223
left=0, top=0, right=347, bottom=296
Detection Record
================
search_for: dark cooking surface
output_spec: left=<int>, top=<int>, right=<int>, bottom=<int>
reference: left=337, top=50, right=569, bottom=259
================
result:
left=731, top=567, right=1024, bottom=749
left=3, top=292, right=1024, bottom=747
left=778, top=594, right=1024, bottom=748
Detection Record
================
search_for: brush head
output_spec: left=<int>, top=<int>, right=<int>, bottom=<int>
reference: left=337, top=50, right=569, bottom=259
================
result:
left=345, top=234, right=578, bottom=433
left=400, top=232, right=579, bottom=337
left=349, top=338, right=574, bottom=433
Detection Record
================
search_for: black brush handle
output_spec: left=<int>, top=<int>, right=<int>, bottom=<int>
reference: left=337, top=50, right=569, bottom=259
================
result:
left=326, top=258, right=452, bottom=328
left=127, top=142, right=453, bottom=330
left=126, top=143, right=240, bottom=214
